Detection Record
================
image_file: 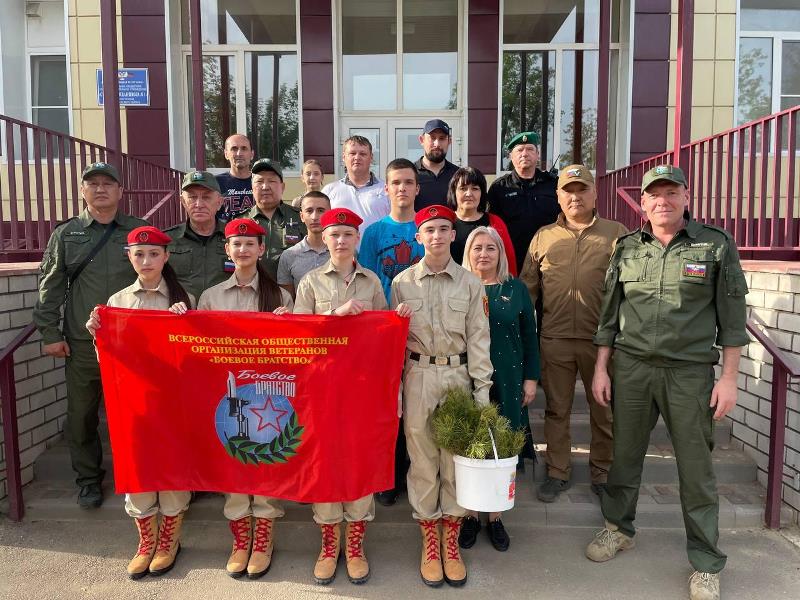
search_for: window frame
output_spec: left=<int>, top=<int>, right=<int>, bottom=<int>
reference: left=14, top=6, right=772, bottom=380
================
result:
left=495, top=0, right=626, bottom=175
left=177, top=0, right=304, bottom=175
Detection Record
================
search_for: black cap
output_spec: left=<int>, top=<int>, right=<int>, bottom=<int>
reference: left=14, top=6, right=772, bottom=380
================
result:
left=422, top=119, right=451, bottom=136
left=82, top=162, right=121, bottom=183
left=251, top=158, right=283, bottom=181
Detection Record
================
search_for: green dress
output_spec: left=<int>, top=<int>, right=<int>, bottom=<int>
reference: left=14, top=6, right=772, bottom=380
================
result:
left=485, top=277, right=541, bottom=430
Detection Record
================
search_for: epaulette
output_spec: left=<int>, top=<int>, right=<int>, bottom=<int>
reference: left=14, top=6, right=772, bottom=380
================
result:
left=52, top=216, right=78, bottom=232
left=163, top=221, right=186, bottom=234
left=615, top=229, right=640, bottom=244
left=698, top=222, right=734, bottom=239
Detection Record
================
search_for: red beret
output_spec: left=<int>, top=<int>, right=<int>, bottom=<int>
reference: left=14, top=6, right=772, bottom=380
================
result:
left=415, top=204, right=456, bottom=229
left=320, top=207, right=363, bottom=230
left=225, top=218, right=266, bottom=238
left=127, top=226, right=172, bottom=247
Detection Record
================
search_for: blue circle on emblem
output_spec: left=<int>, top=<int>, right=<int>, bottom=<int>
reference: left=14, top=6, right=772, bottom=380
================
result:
left=214, top=383, right=295, bottom=445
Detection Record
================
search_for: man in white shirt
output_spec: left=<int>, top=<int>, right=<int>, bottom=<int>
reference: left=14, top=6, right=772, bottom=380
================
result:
left=322, top=135, right=390, bottom=246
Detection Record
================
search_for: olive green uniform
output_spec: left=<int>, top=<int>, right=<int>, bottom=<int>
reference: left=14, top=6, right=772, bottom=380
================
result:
left=241, top=203, right=306, bottom=281
left=164, top=220, right=229, bottom=299
left=594, top=219, right=748, bottom=574
left=32, top=208, right=147, bottom=487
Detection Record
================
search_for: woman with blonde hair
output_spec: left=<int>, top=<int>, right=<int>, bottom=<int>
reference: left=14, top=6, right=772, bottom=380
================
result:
left=459, top=225, right=540, bottom=551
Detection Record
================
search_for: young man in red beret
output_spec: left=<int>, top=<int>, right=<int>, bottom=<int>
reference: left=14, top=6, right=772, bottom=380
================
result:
left=390, top=205, right=493, bottom=588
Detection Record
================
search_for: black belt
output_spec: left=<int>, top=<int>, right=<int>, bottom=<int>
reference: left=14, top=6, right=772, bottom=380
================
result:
left=409, top=352, right=468, bottom=366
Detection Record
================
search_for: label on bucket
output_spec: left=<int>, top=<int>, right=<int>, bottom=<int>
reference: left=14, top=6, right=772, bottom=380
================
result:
left=508, top=472, right=516, bottom=500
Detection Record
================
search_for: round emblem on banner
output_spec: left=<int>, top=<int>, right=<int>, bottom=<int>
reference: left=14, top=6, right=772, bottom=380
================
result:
left=137, top=231, right=149, bottom=243
left=336, top=212, right=347, bottom=223
left=238, top=222, right=248, bottom=234
left=429, top=207, right=439, bottom=217
left=215, top=374, right=304, bottom=466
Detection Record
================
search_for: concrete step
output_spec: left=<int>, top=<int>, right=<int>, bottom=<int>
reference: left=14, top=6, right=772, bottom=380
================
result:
left=528, top=411, right=732, bottom=447
left=18, top=469, right=780, bottom=529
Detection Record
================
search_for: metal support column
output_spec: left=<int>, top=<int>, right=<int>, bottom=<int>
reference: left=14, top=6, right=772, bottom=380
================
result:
left=673, top=0, right=694, bottom=172
left=190, top=0, right=206, bottom=170
left=595, top=0, right=611, bottom=197
left=99, top=0, right=122, bottom=170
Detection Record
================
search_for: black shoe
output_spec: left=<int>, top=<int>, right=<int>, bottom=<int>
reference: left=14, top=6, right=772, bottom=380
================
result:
left=375, top=489, right=398, bottom=506
left=487, top=519, right=510, bottom=552
left=537, top=476, right=571, bottom=503
left=77, top=483, right=103, bottom=509
left=458, top=516, right=481, bottom=549
left=590, top=482, right=607, bottom=497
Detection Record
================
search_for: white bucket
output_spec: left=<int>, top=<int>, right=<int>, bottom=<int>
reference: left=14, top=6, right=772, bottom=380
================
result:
left=452, top=429, right=518, bottom=512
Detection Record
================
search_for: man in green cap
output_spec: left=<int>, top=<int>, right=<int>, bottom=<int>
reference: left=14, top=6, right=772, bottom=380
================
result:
left=240, top=158, right=306, bottom=280
left=586, top=164, right=748, bottom=600
left=33, top=162, right=147, bottom=508
left=487, top=131, right=559, bottom=274
left=164, top=171, right=229, bottom=299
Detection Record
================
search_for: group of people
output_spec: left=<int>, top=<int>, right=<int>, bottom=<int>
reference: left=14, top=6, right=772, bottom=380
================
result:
left=31, top=118, right=747, bottom=600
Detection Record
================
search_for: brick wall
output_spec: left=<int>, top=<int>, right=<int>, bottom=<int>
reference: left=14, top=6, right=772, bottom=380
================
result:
left=732, top=262, right=800, bottom=515
left=0, top=265, right=67, bottom=501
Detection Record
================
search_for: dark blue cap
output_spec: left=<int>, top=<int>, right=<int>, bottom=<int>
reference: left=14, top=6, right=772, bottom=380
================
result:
left=422, top=119, right=451, bottom=136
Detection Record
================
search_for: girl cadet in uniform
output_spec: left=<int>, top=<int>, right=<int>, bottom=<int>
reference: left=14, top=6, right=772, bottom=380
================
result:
left=85, top=225, right=194, bottom=579
left=293, top=207, right=388, bottom=586
left=195, top=217, right=293, bottom=580
left=461, top=226, right=540, bottom=551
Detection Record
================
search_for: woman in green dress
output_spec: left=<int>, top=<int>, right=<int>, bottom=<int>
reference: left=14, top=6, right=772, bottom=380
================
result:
left=459, top=225, right=540, bottom=552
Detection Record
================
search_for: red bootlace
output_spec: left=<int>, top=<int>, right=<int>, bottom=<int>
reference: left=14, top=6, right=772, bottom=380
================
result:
left=442, top=518, right=461, bottom=561
left=252, top=518, right=273, bottom=553
left=136, top=518, right=156, bottom=556
left=346, top=521, right=366, bottom=559
left=321, top=524, right=338, bottom=559
left=421, top=520, right=440, bottom=562
left=156, top=515, right=179, bottom=552
left=229, top=518, right=251, bottom=551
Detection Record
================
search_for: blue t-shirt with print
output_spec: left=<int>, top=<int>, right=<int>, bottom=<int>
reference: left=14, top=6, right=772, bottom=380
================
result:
left=360, top=216, right=424, bottom=301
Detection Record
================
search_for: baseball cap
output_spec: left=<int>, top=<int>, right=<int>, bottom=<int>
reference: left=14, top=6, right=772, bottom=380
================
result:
left=557, top=164, right=595, bottom=190
left=181, top=170, right=221, bottom=193
left=641, top=164, right=688, bottom=193
left=252, top=158, right=283, bottom=181
left=423, top=119, right=451, bottom=136
left=82, top=162, right=120, bottom=183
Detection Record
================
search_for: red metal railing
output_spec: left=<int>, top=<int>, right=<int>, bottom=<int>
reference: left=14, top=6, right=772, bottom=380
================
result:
left=0, top=113, right=185, bottom=262
left=598, top=105, right=800, bottom=259
left=746, top=314, right=800, bottom=529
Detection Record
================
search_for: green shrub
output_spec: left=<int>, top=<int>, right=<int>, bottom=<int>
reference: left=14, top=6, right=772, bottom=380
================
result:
left=431, top=387, right=525, bottom=460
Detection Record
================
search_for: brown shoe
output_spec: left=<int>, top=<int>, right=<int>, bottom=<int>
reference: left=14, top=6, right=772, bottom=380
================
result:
left=247, top=518, right=274, bottom=579
left=226, top=517, right=252, bottom=578
left=149, top=513, right=184, bottom=575
left=441, top=516, right=467, bottom=587
left=419, top=519, right=443, bottom=587
left=344, top=520, right=369, bottom=584
left=313, top=523, right=341, bottom=585
left=127, top=515, right=157, bottom=579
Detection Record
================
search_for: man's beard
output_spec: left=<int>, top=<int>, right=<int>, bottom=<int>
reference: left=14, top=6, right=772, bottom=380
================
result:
left=425, top=149, right=446, bottom=164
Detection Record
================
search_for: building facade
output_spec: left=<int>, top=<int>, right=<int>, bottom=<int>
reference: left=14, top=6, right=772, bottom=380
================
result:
left=0, top=0, right=798, bottom=194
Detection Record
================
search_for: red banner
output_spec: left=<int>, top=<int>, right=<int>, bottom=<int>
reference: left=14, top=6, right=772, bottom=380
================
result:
left=95, top=307, right=407, bottom=503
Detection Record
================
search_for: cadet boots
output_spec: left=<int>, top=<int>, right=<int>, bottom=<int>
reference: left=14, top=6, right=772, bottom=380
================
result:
left=585, top=522, right=635, bottom=562
left=418, top=519, right=444, bottom=587
left=441, top=516, right=467, bottom=586
left=345, top=521, right=369, bottom=584
left=149, top=513, right=184, bottom=575
left=247, top=517, right=274, bottom=579
left=313, top=523, right=341, bottom=585
left=127, top=515, right=157, bottom=579
left=226, top=516, right=252, bottom=578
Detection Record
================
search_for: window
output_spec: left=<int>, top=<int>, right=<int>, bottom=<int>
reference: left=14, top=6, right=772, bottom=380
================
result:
left=181, top=0, right=301, bottom=171
left=499, top=0, right=623, bottom=172
left=737, top=1, right=800, bottom=124
left=340, top=0, right=459, bottom=112
left=30, top=55, right=69, bottom=136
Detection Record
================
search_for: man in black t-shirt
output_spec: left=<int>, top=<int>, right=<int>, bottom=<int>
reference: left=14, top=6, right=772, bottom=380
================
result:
left=414, top=119, right=459, bottom=211
left=215, top=134, right=255, bottom=220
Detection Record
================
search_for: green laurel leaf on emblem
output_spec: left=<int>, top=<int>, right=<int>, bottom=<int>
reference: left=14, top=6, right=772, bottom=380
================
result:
left=226, top=412, right=304, bottom=466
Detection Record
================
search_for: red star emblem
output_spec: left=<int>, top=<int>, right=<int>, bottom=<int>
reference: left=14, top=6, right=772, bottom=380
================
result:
left=250, top=396, right=288, bottom=434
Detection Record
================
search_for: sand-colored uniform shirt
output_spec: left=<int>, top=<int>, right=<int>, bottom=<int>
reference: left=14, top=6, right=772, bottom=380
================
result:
left=293, top=260, right=387, bottom=315
left=198, top=273, right=294, bottom=312
left=521, top=212, right=629, bottom=340
left=106, top=278, right=196, bottom=311
left=390, top=258, right=493, bottom=405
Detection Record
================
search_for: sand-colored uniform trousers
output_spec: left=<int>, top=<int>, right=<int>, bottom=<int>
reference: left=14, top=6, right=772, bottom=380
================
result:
left=540, top=337, right=613, bottom=482
left=197, top=275, right=295, bottom=523
left=293, top=259, right=388, bottom=525
left=391, top=259, right=493, bottom=521
left=126, top=492, right=192, bottom=518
